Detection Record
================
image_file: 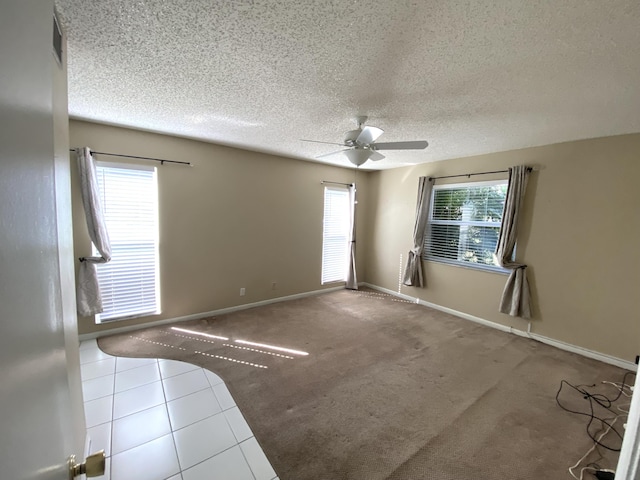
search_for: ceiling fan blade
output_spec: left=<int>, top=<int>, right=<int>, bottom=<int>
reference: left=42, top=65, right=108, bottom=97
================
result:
left=368, top=151, right=386, bottom=161
left=316, top=149, right=351, bottom=159
left=356, top=126, right=384, bottom=145
left=301, top=139, right=346, bottom=146
left=372, top=141, right=428, bottom=150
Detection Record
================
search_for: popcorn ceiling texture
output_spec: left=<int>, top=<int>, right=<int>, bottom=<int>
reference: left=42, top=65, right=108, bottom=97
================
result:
left=56, top=0, right=640, bottom=169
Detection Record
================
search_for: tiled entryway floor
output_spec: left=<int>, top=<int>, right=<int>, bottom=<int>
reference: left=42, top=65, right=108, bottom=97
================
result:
left=80, top=339, right=279, bottom=480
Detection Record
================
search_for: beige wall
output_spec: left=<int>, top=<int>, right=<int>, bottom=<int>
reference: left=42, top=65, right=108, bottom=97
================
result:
left=71, top=120, right=370, bottom=335
left=366, top=134, right=640, bottom=361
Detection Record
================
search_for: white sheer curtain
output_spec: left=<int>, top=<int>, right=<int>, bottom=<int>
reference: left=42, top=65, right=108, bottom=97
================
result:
left=345, top=183, right=358, bottom=290
left=495, top=165, right=532, bottom=318
left=403, top=176, right=434, bottom=287
left=76, top=147, right=112, bottom=316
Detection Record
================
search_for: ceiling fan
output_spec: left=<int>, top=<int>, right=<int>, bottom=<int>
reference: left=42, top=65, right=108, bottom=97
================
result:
left=302, top=116, right=429, bottom=166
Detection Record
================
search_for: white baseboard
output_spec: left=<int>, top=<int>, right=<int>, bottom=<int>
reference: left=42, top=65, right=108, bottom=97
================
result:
left=362, top=283, right=637, bottom=371
left=78, top=286, right=344, bottom=342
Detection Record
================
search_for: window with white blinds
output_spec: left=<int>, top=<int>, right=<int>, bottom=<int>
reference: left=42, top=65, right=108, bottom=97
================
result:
left=321, top=186, right=350, bottom=284
left=94, top=163, right=160, bottom=322
left=423, top=180, right=509, bottom=272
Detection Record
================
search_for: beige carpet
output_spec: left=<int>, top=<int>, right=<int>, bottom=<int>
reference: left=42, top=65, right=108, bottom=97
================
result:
left=99, top=289, right=628, bottom=479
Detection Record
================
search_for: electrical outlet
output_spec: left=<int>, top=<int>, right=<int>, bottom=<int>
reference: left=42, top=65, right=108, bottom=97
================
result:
left=271, top=282, right=277, bottom=290
left=240, top=287, right=245, bottom=296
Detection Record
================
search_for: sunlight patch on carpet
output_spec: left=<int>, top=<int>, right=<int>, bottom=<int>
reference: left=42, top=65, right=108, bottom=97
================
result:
left=171, top=326, right=229, bottom=341
left=223, top=343, right=295, bottom=359
left=195, top=350, right=269, bottom=369
left=129, top=335, right=187, bottom=350
left=234, top=339, right=309, bottom=356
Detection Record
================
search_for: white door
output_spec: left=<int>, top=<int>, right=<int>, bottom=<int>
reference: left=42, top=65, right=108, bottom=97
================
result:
left=0, top=2, right=86, bottom=479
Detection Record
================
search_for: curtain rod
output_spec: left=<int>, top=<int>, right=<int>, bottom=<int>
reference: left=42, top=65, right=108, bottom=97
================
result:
left=321, top=180, right=354, bottom=186
left=69, top=149, right=193, bottom=167
left=428, top=167, right=532, bottom=181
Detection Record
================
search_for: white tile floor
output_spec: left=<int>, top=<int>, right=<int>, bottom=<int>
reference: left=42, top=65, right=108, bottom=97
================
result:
left=80, top=339, right=279, bottom=480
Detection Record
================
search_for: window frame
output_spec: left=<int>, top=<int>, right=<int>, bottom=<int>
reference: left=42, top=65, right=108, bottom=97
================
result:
left=93, top=161, right=161, bottom=323
left=423, top=179, right=511, bottom=274
left=321, top=185, right=350, bottom=285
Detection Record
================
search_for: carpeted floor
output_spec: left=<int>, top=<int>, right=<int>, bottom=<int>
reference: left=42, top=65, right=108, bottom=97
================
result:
left=99, top=289, right=630, bottom=479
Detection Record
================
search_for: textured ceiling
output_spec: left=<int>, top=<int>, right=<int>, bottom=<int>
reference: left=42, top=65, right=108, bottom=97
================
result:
left=55, top=0, right=640, bottom=170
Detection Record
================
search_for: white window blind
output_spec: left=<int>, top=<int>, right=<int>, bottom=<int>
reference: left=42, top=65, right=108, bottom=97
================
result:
left=321, top=186, right=350, bottom=284
left=424, top=180, right=509, bottom=272
left=95, top=163, right=160, bottom=322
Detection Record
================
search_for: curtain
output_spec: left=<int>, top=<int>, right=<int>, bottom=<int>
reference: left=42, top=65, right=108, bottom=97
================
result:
left=403, top=176, right=434, bottom=287
left=495, top=165, right=531, bottom=318
left=76, top=147, right=112, bottom=316
left=345, top=183, right=358, bottom=290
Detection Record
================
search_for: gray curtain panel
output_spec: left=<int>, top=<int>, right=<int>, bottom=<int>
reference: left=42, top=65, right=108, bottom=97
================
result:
left=76, top=147, right=112, bottom=316
left=403, top=176, right=434, bottom=287
left=345, top=183, right=358, bottom=290
left=495, top=165, right=531, bottom=318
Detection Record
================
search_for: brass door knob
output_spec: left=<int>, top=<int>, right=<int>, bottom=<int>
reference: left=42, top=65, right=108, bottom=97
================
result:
left=69, top=450, right=106, bottom=479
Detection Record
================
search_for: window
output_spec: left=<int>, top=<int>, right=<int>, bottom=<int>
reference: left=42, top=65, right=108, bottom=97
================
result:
left=94, top=163, right=160, bottom=322
left=321, top=186, right=350, bottom=284
left=423, top=180, right=509, bottom=272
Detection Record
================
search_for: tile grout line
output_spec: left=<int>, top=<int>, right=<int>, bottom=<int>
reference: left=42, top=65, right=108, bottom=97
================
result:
left=178, top=436, right=257, bottom=479
left=112, top=363, right=163, bottom=395
left=170, top=369, right=220, bottom=477
left=167, top=384, right=212, bottom=403
left=158, top=359, right=183, bottom=477
left=216, top=384, right=258, bottom=480
left=93, top=374, right=212, bottom=426
left=237, top=437, right=259, bottom=480
left=169, top=369, right=246, bottom=478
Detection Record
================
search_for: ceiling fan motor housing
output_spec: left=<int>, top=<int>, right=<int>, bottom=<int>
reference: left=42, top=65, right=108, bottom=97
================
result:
left=344, top=129, right=361, bottom=146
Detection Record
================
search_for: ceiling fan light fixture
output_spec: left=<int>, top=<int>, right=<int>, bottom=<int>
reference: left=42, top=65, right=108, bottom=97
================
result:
left=344, top=149, right=371, bottom=166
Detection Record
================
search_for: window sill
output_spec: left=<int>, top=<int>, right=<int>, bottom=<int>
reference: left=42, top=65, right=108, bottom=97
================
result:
left=321, top=280, right=346, bottom=286
left=96, top=310, right=161, bottom=324
left=423, top=258, right=511, bottom=276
